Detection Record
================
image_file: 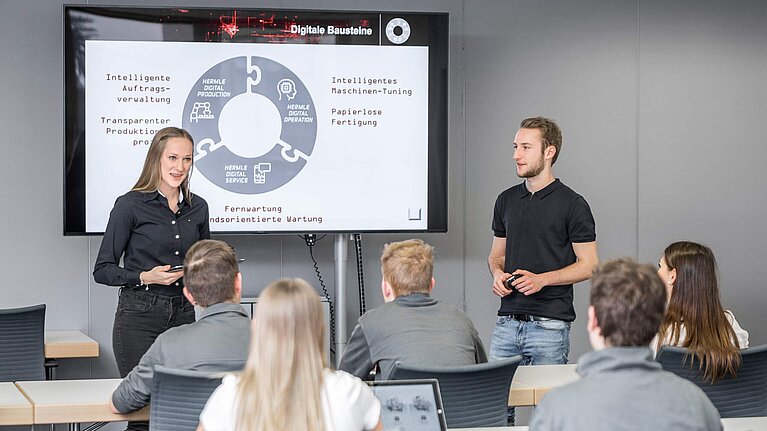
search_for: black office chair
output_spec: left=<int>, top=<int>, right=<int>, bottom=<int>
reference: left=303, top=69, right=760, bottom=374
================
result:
left=149, top=365, right=224, bottom=431
left=389, top=357, right=523, bottom=428
left=0, top=304, right=46, bottom=382
left=657, top=344, right=767, bottom=417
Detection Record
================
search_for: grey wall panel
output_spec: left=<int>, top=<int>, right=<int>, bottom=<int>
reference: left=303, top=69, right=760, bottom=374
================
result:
left=638, top=0, right=767, bottom=347
left=219, top=235, right=286, bottom=297
left=464, top=0, right=638, bottom=362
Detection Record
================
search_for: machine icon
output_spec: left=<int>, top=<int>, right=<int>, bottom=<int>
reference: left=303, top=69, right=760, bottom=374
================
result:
left=254, top=163, right=272, bottom=184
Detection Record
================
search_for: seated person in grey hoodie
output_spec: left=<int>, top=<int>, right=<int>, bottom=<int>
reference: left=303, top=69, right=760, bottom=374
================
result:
left=530, top=258, right=721, bottom=431
left=110, top=239, right=251, bottom=414
left=339, top=239, right=486, bottom=380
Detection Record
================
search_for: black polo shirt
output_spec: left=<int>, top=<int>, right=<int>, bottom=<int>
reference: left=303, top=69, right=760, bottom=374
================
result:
left=492, top=179, right=596, bottom=321
left=94, top=190, right=210, bottom=296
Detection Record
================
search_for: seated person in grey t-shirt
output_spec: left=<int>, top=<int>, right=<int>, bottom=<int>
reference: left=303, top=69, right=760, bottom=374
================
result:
left=530, top=258, right=722, bottom=431
left=339, top=239, right=487, bottom=380
left=109, top=239, right=251, bottom=414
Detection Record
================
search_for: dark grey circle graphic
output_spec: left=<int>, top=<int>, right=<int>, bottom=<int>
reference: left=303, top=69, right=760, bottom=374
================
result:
left=182, top=56, right=317, bottom=194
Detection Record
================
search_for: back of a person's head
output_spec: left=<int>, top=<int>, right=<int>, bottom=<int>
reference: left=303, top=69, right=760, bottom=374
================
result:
left=183, top=239, right=238, bottom=307
left=381, top=239, right=433, bottom=297
left=236, top=278, right=326, bottom=431
left=660, top=241, right=740, bottom=382
left=251, top=278, right=326, bottom=369
left=591, top=258, right=666, bottom=347
left=662, top=241, right=724, bottom=328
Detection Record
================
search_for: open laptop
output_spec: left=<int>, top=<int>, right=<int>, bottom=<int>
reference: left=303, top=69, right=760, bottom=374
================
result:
left=367, top=379, right=448, bottom=431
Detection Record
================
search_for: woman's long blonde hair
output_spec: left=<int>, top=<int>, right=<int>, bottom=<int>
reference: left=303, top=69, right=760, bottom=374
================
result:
left=656, top=241, right=741, bottom=382
left=132, top=127, right=194, bottom=202
left=235, top=278, right=327, bottom=431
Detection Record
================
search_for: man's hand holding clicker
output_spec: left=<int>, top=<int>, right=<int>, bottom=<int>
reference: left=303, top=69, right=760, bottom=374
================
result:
left=492, top=272, right=514, bottom=297
left=510, top=269, right=547, bottom=296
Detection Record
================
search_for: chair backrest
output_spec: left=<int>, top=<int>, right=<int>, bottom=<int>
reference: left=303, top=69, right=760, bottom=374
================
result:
left=389, top=357, right=523, bottom=428
left=149, top=365, right=224, bottom=431
left=0, top=304, right=45, bottom=382
left=656, top=344, right=767, bottom=417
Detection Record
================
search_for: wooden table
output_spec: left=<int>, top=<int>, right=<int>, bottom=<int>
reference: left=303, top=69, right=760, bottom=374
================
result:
left=721, top=417, right=767, bottom=431
left=15, top=378, right=149, bottom=429
left=508, top=381, right=534, bottom=407
left=511, top=364, right=579, bottom=405
left=0, top=382, right=33, bottom=425
left=45, top=330, right=100, bottom=358
left=44, top=330, right=100, bottom=379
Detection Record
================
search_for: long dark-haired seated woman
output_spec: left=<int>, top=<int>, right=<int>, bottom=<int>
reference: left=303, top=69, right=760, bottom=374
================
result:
left=198, top=278, right=382, bottom=431
left=654, top=241, right=749, bottom=382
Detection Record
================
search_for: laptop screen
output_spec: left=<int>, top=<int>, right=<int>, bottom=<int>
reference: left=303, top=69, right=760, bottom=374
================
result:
left=367, top=379, right=447, bottom=431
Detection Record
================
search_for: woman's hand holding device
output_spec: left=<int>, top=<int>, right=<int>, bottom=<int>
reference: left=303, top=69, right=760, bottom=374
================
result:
left=141, top=265, right=184, bottom=285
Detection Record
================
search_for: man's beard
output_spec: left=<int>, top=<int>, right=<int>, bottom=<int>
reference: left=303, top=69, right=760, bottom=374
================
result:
left=518, top=154, right=545, bottom=178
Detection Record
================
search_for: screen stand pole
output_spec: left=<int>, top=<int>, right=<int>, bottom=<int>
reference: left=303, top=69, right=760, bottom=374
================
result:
left=334, top=233, right=350, bottom=367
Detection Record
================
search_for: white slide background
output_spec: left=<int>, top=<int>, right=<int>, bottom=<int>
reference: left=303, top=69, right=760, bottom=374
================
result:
left=86, top=41, right=429, bottom=232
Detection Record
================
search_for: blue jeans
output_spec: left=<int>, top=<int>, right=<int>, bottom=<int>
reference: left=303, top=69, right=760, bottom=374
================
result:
left=490, top=315, right=571, bottom=425
left=489, top=315, right=571, bottom=364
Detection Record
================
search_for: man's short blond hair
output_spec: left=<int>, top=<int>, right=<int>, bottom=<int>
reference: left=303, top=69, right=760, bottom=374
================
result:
left=381, top=239, right=434, bottom=297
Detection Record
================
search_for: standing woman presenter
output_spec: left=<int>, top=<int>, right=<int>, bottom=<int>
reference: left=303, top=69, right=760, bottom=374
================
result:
left=94, top=127, right=210, bottom=379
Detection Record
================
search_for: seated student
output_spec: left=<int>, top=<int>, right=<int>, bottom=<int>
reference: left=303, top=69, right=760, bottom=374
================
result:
left=110, top=239, right=251, bottom=414
left=199, top=278, right=382, bottom=431
left=530, top=258, right=722, bottom=431
left=339, top=239, right=487, bottom=380
left=655, top=241, right=748, bottom=382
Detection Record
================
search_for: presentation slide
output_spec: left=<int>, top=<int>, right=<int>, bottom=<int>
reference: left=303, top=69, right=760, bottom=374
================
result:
left=85, top=41, right=429, bottom=232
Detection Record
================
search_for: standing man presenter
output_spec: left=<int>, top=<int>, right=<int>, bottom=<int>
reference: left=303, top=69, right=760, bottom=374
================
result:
left=488, top=117, right=598, bottom=369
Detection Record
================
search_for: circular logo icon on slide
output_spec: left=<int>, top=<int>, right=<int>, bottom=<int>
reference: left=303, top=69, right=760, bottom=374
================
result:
left=386, top=18, right=411, bottom=44
left=182, top=56, right=317, bottom=194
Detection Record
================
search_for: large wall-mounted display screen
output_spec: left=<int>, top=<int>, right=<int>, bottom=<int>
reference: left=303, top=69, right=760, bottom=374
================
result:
left=64, top=6, right=449, bottom=234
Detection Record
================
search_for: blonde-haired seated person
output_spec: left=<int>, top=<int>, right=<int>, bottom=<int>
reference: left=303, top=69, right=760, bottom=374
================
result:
left=654, top=241, right=749, bottom=382
left=199, top=278, right=382, bottom=431
left=110, top=239, right=251, bottom=414
left=339, top=239, right=486, bottom=380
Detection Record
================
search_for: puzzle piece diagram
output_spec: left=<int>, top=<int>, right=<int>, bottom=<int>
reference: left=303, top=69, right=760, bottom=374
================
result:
left=183, top=55, right=317, bottom=194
